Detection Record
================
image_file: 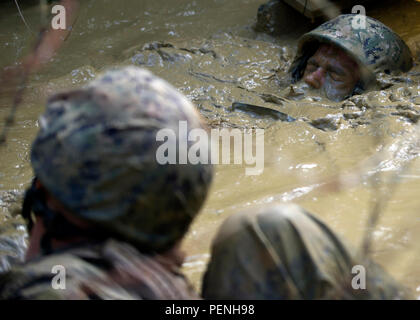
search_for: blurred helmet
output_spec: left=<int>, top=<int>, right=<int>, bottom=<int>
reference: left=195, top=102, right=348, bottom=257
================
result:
left=202, top=204, right=408, bottom=299
left=31, top=66, right=213, bottom=253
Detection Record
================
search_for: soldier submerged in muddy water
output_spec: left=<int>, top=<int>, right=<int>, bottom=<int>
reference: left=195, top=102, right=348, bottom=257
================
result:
left=201, top=15, right=416, bottom=300
left=0, top=66, right=213, bottom=299
left=287, top=14, right=413, bottom=101
left=198, top=7, right=419, bottom=299
left=289, top=14, right=413, bottom=101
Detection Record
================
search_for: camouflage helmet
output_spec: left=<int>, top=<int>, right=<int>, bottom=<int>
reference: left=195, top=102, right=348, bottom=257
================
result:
left=202, top=204, right=409, bottom=300
left=31, top=66, right=213, bottom=253
left=289, top=14, right=413, bottom=89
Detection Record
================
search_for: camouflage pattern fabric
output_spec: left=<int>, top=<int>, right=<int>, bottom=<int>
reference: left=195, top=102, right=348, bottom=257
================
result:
left=30, top=66, right=213, bottom=253
left=0, top=239, right=199, bottom=299
left=202, top=204, right=411, bottom=300
left=289, top=14, right=413, bottom=88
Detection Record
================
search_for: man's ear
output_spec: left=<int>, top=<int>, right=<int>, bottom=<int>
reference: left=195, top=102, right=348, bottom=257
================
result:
left=290, top=43, right=319, bottom=83
left=21, top=178, right=44, bottom=232
left=291, top=52, right=310, bottom=83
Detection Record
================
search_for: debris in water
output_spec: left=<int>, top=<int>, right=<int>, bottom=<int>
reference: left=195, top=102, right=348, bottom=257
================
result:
left=231, top=102, right=296, bottom=122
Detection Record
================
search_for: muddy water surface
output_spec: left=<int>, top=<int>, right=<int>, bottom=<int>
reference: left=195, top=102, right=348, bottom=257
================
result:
left=1, top=0, right=420, bottom=297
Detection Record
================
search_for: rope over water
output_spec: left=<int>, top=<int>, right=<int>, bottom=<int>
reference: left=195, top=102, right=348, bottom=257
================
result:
left=14, top=0, right=35, bottom=34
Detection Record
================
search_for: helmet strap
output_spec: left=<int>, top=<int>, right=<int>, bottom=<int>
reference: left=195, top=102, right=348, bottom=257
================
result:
left=22, top=177, right=107, bottom=255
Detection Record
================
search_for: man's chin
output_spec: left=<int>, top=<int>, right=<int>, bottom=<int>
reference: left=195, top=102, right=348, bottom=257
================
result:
left=295, top=81, right=352, bottom=102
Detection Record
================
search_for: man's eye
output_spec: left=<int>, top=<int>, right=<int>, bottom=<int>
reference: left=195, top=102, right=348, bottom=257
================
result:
left=306, top=64, right=318, bottom=72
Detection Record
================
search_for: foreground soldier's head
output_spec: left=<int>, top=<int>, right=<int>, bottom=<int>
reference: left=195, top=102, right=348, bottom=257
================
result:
left=289, top=14, right=413, bottom=101
left=23, top=66, right=213, bottom=259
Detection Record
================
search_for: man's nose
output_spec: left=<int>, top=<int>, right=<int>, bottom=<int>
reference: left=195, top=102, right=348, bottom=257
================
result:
left=304, top=67, right=325, bottom=89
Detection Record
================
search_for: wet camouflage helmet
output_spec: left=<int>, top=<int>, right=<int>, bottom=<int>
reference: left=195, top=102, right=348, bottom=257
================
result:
left=31, top=66, right=213, bottom=253
left=289, top=14, right=413, bottom=89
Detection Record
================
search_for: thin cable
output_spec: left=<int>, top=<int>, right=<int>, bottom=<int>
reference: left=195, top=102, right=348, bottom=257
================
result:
left=302, top=0, right=308, bottom=16
left=14, top=0, right=35, bottom=34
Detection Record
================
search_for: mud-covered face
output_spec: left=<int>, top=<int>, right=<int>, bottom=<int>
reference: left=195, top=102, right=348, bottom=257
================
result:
left=303, top=43, right=360, bottom=101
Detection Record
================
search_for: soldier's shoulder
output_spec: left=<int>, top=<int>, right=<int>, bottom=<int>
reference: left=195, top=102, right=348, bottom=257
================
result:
left=0, top=240, right=199, bottom=300
left=0, top=242, right=121, bottom=299
left=0, top=252, right=88, bottom=299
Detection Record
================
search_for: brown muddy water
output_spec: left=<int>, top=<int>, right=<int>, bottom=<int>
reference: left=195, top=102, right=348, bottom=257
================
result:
left=1, top=0, right=420, bottom=297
